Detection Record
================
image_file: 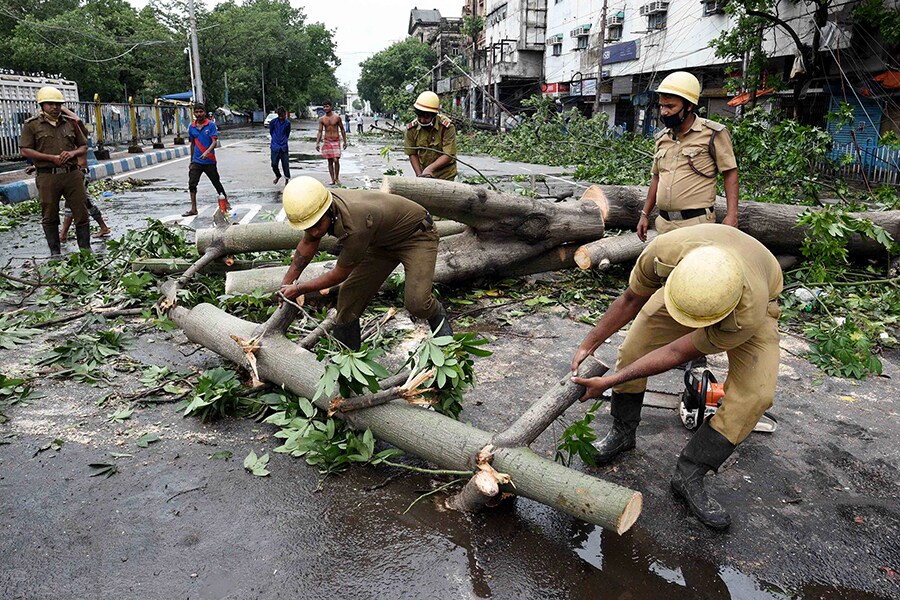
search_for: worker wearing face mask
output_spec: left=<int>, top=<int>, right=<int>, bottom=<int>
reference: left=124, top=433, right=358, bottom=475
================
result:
left=636, top=72, right=740, bottom=242
left=403, top=91, right=457, bottom=181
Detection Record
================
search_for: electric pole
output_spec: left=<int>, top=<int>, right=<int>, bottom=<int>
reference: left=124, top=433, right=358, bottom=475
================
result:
left=188, top=0, right=204, bottom=103
left=592, top=0, right=608, bottom=115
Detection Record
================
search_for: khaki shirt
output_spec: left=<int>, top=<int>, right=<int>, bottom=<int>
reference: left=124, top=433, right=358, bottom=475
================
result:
left=629, top=224, right=783, bottom=354
left=403, top=114, right=457, bottom=180
left=651, top=117, right=737, bottom=211
left=327, top=189, right=429, bottom=269
left=18, top=113, right=88, bottom=169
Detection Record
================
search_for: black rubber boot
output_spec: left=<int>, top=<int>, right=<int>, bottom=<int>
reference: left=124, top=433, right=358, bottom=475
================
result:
left=42, top=224, right=62, bottom=257
left=332, top=319, right=361, bottom=351
left=591, top=391, right=644, bottom=464
left=74, top=224, right=92, bottom=253
left=427, top=301, right=453, bottom=338
left=670, top=421, right=736, bottom=530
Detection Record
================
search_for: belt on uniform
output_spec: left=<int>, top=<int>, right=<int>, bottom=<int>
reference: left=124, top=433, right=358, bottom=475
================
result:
left=659, top=207, right=712, bottom=221
left=415, top=212, right=434, bottom=233
left=36, top=165, right=79, bottom=175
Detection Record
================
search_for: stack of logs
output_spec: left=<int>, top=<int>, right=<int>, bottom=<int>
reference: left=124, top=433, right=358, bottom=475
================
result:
left=146, top=177, right=900, bottom=535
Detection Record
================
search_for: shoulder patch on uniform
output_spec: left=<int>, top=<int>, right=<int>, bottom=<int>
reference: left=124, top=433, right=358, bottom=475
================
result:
left=407, top=119, right=418, bottom=130
left=24, top=115, right=39, bottom=123
left=654, top=128, right=669, bottom=141
left=438, top=114, right=452, bottom=128
left=702, top=119, right=726, bottom=132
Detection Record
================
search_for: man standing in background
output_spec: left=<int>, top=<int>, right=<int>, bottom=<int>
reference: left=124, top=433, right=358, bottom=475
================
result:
left=269, top=106, right=291, bottom=185
left=316, top=101, right=348, bottom=186
left=184, top=103, right=227, bottom=217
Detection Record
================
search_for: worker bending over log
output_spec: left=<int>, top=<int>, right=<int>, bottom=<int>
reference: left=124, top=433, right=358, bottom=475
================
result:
left=571, top=224, right=783, bottom=530
left=279, top=176, right=452, bottom=349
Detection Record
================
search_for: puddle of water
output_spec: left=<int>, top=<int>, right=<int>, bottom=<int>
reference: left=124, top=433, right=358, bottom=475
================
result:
left=289, top=153, right=324, bottom=162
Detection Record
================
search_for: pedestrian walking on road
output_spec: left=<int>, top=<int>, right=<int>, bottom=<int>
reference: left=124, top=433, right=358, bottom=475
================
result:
left=18, top=86, right=91, bottom=256
left=373, top=113, right=379, bottom=128
left=636, top=72, right=740, bottom=242
left=356, top=114, right=364, bottom=134
left=316, top=101, right=348, bottom=186
left=269, top=106, right=291, bottom=185
left=571, top=224, right=783, bottom=530
left=184, top=103, right=227, bottom=217
left=344, top=112, right=351, bottom=135
left=279, top=176, right=453, bottom=350
left=404, top=91, right=458, bottom=181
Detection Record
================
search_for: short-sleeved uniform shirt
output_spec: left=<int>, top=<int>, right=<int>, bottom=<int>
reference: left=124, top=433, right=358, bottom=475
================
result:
left=628, top=224, right=783, bottom=355
left=651, top=117, right=738, bottom=211
left=324, top=189, right=429, bottom=269
left=404, top=114, right=457, bottom=180
left=18, top=113, right=87, bottom=169
left=189, top=118, right=218, bottom=164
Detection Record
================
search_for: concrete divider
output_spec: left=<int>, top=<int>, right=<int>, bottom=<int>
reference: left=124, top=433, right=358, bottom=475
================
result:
left=0, top=145, right=191, bottom=204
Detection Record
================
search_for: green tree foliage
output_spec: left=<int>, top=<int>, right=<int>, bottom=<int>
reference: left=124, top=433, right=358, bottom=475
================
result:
left=358, top=38, right=436, bottom=113
left=853, top=0, right=900, bottom=46
left=1, top=0, right=340, bottom=111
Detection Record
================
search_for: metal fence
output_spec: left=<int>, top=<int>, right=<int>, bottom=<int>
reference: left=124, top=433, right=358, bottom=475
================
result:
left=0, top=98, right=192, bottom=160
left=824, top=141, right=900, bottom=187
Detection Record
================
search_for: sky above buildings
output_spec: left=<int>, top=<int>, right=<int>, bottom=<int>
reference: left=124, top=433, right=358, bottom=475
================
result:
left=126, top=0, right=466, bottom=89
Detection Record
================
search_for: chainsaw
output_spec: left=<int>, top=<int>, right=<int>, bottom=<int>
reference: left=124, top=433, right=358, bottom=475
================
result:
left=680, top=369, right=778, bottom=433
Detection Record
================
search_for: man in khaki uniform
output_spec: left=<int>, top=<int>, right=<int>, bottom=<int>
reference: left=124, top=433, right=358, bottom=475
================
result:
left=637, top=72, right=740, bottom=241
left=19, top=86, right=91, bottom=256
left=403, top=91, right=457, bottom=181
left=571, top=224, right=783, bottom=530
left=279, top=176, right=452, bottom=349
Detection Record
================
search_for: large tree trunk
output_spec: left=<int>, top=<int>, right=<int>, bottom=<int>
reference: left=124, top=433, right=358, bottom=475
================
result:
left=581, top=185, right=900, bottom=258
left=380, top=176, right=605, bottom=246
left=169, top=302, right=642, bottom=534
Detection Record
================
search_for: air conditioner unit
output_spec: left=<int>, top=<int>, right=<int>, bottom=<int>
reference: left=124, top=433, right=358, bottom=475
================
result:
left=605, top=29, right=623, bottom=42
left=569, top=24, right=591, bottom=38
left=546, top=33, right=563, bottom=45
left=640, top=1, right=669, bottom=16
left=606, top=12, right=625, bottom=26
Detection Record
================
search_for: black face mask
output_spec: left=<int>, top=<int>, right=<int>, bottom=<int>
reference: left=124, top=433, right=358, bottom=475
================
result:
left=661, top=105, right=688, bottom=129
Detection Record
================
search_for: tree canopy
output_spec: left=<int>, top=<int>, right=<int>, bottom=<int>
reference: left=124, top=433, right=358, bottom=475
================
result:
left=357, top=38, right=436, bottom=113
left=1, top=0, right=341, bottom=112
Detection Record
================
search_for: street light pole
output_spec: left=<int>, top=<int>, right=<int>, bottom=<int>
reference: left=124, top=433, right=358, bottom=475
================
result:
left=188, top=0, right=204, bottom=103
left=592, top=0, right=608, bottom=115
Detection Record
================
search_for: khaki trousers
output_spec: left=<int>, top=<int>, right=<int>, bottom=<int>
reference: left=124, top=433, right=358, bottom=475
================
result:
left=612, top=289, right=781, bottom=445
left=655, top=209, right=716, bottom=235
left=36, top=170, right=88, bottom=227
left=335, top=226, right=439, bottom=324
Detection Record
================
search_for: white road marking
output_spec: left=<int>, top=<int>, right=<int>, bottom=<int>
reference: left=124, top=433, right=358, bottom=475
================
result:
left=161, top=203, right=211, bottom=226
left=237, top=204, right=261, bottom=225
left=275, top=208, right=286, bottom=222
left=112, top=141, right=242, bottom=180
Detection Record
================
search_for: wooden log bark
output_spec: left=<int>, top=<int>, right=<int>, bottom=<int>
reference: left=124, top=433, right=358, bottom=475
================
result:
left=195, top=219, right=467, bottom=255
left=574, top=232, right=656, bottom=271
left=132, top=258, right=282, bottom=276
left=492, top=356, right=610, bottom=448
left=169, top=303, right=642, bottom=533
left=380, top=176, right=605, bottom=246
left=582, top=185, right=900, bottom=258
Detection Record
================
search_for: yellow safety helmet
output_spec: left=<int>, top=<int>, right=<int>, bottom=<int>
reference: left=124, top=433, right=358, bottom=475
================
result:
left=413, top=91, right=440, bottom=113
left=283, top=176, right=333, bottom=230
left=664, top=246, right=744, bottom=329
left=655, top=72, right=701, bottom=105
left=37, top=86, right=65, bottom=104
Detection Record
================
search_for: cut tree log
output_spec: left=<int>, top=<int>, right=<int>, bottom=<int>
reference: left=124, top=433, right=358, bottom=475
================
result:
left=581, top=185, right=900, bottom=258
left=168, top=302, right=642, bottom=534
left=380, top=176, right=605, bottom=248
left=574, top=232, right=656, bottom=271
left=195, top=219, right=467, bottom=255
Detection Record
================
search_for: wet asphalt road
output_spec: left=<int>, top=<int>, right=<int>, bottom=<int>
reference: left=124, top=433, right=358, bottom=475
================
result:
left=1, top=123, right=898, bottom=599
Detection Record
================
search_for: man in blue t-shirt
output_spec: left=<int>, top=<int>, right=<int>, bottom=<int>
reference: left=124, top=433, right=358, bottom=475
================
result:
left=184, top=103, right=227, bottom=217
left=269, top=106, right=291, bottom=185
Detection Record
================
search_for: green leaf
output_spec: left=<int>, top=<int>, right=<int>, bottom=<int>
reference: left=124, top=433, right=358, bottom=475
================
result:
left=89, top=463, right=118, bottom=478
left=211, top=450, right=233, bottom=460
left=136, top=432, right=160, bottom=448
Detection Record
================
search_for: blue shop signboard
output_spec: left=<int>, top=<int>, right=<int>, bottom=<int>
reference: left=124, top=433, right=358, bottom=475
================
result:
left=603, top=40, right=639, bottom=65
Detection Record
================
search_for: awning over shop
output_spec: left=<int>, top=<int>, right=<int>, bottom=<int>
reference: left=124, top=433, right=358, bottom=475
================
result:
left=161, top=91, right=193, bottom=101
left=727, top=88, right=775, bottom=107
